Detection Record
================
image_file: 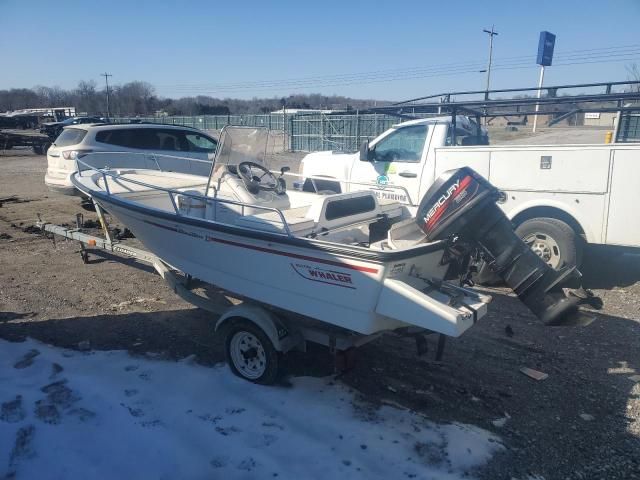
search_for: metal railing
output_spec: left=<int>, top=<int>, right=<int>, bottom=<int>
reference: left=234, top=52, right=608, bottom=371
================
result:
left=74, top=154, right=294, bottom=237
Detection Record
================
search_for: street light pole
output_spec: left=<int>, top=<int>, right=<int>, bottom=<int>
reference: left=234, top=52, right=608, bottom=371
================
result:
left=101, top=72, right=113, bottom=120
left=483, top=26, right=498, bottom=100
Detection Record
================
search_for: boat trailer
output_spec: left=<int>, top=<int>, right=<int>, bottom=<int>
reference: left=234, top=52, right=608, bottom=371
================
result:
left=1, top=129, right=52, bottom=154
left=36, top=204, right=448, bottom=384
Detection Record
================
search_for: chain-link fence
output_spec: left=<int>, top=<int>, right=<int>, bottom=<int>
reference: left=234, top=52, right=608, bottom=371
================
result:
left=289, top=113, right=401, bottom=152
left=112, top=110, right=640, bottom=152
left=112, top=112, right=401, bottom=153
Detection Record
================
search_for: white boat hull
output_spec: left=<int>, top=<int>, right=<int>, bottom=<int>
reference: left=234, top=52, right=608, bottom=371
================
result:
left=100, top=196, right=486, bottom=336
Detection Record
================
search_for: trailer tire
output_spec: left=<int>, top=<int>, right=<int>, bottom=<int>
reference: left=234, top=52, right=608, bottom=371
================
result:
left=225, top=319, right=280, bottom=385
left=515, top=217, right=583, bottom=270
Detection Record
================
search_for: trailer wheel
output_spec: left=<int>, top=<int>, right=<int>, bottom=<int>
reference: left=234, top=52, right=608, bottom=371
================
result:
left=515, top=217, right=583, bottom=270
left=225, top=319, right=279, bottom=385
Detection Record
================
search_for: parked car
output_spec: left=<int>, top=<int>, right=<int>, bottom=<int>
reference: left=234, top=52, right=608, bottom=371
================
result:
left=45, top=123, right=218, bottom=195
left=40, top=116, right=106, bottom=140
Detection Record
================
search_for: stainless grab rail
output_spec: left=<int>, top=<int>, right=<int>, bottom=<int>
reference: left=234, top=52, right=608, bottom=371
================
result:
left=77, top=150, right=213, bottom=164
left=74, top=156, right=293, bottom=237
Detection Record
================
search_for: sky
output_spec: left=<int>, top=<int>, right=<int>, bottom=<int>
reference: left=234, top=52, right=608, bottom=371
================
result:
left=1, top=0, right=639, bottom=101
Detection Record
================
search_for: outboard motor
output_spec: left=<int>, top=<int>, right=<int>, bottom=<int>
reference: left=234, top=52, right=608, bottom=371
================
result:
left=417, top=167, right=601, bottom=326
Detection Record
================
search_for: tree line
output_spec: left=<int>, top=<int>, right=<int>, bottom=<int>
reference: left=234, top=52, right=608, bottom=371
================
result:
left=0, top=80, right=386, bottom=116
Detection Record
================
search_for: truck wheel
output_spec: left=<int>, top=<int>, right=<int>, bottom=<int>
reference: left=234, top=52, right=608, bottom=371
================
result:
left=515, top=218, right=583, bottom=270
left=225, top=319, right=279, bottom=385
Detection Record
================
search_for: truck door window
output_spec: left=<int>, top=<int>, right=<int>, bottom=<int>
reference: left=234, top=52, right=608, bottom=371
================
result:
left=372, top=125, right=428, bottom=163
left=446, top=126, right=487, bottom=146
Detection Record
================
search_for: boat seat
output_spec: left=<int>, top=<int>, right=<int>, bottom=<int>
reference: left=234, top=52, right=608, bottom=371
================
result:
left=234, top=207, right=315, bottom=236
left=306, top=190, right=402, bottom=230
left=377, top=199, right=404, bottom=218
left=387, top=218, right=427, bottom=249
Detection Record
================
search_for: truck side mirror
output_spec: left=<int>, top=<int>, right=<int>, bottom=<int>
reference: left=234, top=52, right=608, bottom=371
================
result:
left=359, top=140, right=371, bottom=161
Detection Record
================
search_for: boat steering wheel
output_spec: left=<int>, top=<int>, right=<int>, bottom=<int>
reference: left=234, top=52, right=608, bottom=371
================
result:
left=238, top=161, right=279, bottom=193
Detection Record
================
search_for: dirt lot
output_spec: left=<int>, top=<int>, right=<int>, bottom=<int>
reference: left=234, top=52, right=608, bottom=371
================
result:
left=1, top=149, right=639, bottom=480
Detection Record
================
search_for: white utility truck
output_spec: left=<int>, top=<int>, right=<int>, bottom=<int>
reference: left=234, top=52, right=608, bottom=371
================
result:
left=298, top=115, right=640, bottom=270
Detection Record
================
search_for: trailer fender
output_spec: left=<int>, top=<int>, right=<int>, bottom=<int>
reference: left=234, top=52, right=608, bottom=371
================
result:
left=215, top=304, right=301, bottom=353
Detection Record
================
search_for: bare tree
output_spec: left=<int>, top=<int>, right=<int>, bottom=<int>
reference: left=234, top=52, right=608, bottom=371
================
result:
left=0, top=81, right=387, bottom=115
left=626, top=63, right=640, bottom=92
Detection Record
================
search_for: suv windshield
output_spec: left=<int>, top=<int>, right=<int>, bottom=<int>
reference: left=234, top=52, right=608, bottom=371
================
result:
left=372, top=125, right=428, bottom=163
left=54, top=128, right=87, bottom=147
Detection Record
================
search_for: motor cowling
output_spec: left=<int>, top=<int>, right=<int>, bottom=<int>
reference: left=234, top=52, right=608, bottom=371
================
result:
left=417, top=167, right=601, bottom=326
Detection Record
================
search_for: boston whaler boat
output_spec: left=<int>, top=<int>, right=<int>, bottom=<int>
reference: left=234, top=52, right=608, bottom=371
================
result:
left=69, top=126, right=601, bottom=383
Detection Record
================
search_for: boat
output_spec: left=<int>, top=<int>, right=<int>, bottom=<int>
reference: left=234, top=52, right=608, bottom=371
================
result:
left=70, top=126, right=600, bottom=383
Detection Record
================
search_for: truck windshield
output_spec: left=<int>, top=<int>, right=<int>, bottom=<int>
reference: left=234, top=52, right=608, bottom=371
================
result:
left=371, top=125, right=428, bottom=163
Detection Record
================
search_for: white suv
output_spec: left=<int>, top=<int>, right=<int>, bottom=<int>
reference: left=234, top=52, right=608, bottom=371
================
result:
left=45, top=123, right=218, bottom=194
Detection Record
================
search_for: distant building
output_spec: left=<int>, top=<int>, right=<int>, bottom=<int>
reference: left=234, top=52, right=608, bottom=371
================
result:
left=270, top=108, right=337, bottom=115
left=583, top=112, right=618, bottom=128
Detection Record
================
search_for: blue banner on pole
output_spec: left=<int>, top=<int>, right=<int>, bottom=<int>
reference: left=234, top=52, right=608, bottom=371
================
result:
left=537, top=31, right=556, bottom=66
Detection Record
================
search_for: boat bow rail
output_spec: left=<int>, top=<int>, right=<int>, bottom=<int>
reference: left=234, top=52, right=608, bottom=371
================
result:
left=74, top=155, right=296, bottom=237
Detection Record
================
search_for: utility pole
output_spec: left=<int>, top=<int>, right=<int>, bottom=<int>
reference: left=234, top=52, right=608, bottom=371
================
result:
left=483, top=26, right=498, bottom=100
left=101, top=72, right=113, bottom=120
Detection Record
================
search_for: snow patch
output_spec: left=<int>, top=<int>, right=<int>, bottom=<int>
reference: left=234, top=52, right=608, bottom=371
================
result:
left=0, top=338, right=502, bottom=479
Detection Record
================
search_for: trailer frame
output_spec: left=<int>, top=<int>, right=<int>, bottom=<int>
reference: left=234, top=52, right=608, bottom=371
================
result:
left=36, top=204, right=446, bottom=383
left=1, top=129, right=52, bottom=154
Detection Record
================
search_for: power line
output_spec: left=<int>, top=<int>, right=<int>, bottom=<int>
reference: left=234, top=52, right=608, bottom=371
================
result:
left=158, top=55, right=640, bottom=97
left=157, top=43, right=640, bottom=93
left=161, top=50, right=640, bottom=93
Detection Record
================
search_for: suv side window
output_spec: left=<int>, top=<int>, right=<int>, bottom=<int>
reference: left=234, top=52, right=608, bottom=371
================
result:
left=184, top=132, right=217, bottom=153
left=371, top=125, right=428, bottom=163
left=129, top=129, right=161, bottom=149
left=94, top=128, right=218, bottom=152
left=95, top=129, right=133, bottom=147
left=156, top=129, right=185, bottom=151
left=96, top=128, right=163, bottom=149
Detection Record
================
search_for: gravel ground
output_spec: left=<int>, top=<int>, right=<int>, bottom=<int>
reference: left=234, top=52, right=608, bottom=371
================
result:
left=0, top=149, right=639, bottom=480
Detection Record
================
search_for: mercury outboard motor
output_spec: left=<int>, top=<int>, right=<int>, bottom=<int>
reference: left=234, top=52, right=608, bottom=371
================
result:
left=417, top=167, right=601, bottom=326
